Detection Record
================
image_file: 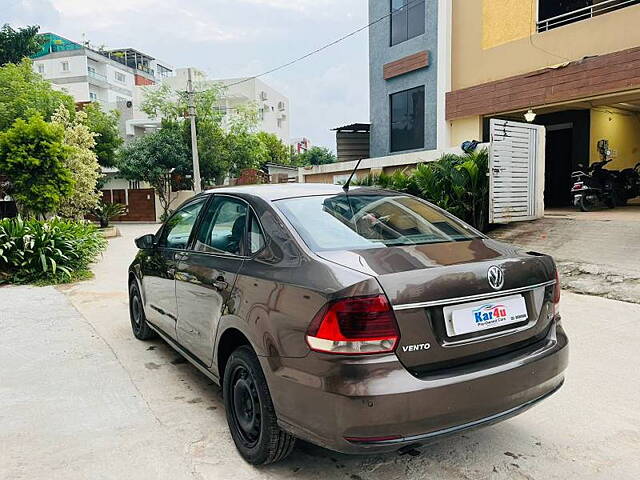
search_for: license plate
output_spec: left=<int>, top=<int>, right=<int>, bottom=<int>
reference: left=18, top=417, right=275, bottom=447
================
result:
left=442, top=295, right=528, bottom=337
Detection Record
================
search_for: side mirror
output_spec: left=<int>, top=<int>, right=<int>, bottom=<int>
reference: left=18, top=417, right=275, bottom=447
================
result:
left=135, top=234, right=156, bottom=249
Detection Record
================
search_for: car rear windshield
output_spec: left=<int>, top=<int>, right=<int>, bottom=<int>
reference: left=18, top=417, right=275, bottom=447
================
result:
left=275, top=194, right=481, bottom=252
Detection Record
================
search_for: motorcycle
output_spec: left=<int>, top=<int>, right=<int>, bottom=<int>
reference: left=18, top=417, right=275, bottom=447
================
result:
left=571, top=159, right=618, bottom=212
left=616, top=162, right=640, bottom=205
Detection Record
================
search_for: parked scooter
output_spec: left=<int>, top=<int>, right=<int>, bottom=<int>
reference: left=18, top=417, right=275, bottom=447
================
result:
left=616, top=162, right=640, bottom=205
left=571, top=159, right=618, bottom=211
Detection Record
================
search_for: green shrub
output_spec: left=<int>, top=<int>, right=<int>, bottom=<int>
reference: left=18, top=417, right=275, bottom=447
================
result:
left=0, top=216, right=107, bottom=284
left=93, top=201, right=127, bottom=228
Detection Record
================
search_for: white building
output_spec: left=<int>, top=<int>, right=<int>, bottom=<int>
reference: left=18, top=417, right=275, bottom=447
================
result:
left=31, top=33, right=173, bottom=134
left=217, top=77, right=290, bottom=144
left=128, top=69, right=291, bottom=143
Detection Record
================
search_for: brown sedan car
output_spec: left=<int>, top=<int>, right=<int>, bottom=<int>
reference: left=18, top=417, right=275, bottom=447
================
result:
left=128, top=184, right=568, bottom=464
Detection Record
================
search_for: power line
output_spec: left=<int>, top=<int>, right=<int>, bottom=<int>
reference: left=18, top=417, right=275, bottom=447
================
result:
left=224, top=0, right=425, bottom=88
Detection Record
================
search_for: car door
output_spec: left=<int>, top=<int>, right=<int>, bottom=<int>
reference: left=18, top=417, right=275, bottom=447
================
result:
left=175, top=195, right=248, bottom=366
left=141, top=196, right=207, bottom=340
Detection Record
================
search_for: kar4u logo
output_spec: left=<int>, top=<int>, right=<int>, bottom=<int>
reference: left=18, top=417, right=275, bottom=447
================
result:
left=473, top=304, right=507, bottom=323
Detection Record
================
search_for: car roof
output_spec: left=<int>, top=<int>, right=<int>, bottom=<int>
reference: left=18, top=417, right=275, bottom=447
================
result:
left=204, top=183, right=381, bottom=202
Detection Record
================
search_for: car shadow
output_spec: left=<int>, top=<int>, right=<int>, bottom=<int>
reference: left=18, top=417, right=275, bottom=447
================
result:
left=145, top=338, right=539, bottom=478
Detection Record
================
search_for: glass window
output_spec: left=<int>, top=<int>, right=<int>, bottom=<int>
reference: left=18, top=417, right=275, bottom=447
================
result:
left=114, top=71, right=126, bottom=83
left=158, top=198, right=207, bottom=249
left=248, top=213, right=266, bottom=254
left=37, top=64, right=45, bottom=74
left=194, top=197, right=248, bottom=256
left=390, top=86, right=425, bottom=152
left=61, top=61, right=69, bottom=72
left=276, top=194, right=480, bottom=253
left=391, top=0, right=425, bottom=46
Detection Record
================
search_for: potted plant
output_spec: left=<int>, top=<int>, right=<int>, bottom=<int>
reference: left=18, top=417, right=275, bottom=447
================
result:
left=93, top=201, right=127, bottom=228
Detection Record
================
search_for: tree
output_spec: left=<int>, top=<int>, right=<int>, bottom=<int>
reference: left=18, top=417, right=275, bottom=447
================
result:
left=297, top=146, right=337, bottom=166
left=0, top=116, right=73, bottom=217
left=0, top=59, right=76, bottom=132
left=141, top=81, right=225, bottom=124
left=256, top=132, right=290, bottom=165
left=82, top=103, right=123, bottom=168
left=52, top=107, right=102, bottom=218
left=0, top=24, right=43, bottom=66
left=117, top=123, right=191, bottom=219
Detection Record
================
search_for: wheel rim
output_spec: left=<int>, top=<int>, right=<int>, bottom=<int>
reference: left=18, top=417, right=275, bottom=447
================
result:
left=230, top=365, right=261, bottom=448
left=131, top=291, right=142, bottom=329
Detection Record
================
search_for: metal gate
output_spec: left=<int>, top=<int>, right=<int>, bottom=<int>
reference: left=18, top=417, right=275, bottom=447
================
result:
left=489, top=119, right=546, bottom=224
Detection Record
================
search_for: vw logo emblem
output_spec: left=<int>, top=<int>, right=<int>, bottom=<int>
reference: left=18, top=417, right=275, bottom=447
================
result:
left=487, top=266, right=505, bottom=291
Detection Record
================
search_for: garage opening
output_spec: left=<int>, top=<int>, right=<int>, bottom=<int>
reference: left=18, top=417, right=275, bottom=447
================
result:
left=484, top=98, right=640, bottom=209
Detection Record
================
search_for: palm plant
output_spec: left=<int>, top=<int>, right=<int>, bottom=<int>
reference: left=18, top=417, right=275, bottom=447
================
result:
left=93, top=201, right=127, bottom=228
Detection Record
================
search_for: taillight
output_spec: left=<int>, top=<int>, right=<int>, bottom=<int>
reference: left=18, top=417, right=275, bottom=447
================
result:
left=552, top=270, right=561, bottom=316
left=306, top=295, right=400, bottom=355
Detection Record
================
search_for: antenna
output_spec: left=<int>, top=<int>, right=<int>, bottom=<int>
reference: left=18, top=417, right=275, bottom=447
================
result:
left=342, top=158, right=363, bottom=193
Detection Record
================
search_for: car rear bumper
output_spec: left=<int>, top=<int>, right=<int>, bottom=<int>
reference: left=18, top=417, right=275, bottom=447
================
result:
left=261, top=320, right=568, bottom=454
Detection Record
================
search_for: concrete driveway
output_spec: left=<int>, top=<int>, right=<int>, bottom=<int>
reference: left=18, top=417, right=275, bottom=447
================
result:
left=1, top=223, right=639, bottom=479
left=490, top=206, right=640, bottom=304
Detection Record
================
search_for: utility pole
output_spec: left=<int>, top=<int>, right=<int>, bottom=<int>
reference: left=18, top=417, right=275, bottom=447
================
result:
left=187, top=68, right=202, bottom=193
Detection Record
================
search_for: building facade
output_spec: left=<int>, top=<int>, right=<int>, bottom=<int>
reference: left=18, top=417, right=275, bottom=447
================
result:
left=446, top=0, right=640, bottom=207
left=217, top=77, right=291, bottom=144
left=32, top=33, right=173, bottom=136
left=368, top=0, right=451, bottom=158
left=129, top=70, right=291, bottom=143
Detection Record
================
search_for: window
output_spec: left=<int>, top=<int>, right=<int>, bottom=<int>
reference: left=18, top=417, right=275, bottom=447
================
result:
left=391, top=0, right=425, bottom=46
left=248, top=213, right=265, bottom=254
left=114, top=71, right=126, bottom=83
left=537, top=0, right=640, bottom=32
left=194, top=197, right=248, bottom=256
left=275, top=194, right=480, bottom=253
left=37, top=64, right=45, bottom=74
left=61, top=61, right=70, bottom=72
left=390, top=86, right=424, bottom=152
left=89, top=92, right=98, bottom=102
left=158, top=198, right=207, bottom=249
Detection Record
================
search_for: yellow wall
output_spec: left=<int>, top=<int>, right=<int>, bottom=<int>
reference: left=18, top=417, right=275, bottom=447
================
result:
left=590, top=109, right=640, bottom=170
left=450, top=116, right=483, bottom=147
left=453, top=0, right=640, bottom=90
left=482, top=0, right=535, bottom=49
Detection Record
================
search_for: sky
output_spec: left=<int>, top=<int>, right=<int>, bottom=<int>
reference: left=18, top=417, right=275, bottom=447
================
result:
left=4, top=0, right=371, bottom=150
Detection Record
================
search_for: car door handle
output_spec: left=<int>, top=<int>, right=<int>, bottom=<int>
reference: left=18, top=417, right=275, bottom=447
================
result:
left=212, top=277, right=229, bottom=291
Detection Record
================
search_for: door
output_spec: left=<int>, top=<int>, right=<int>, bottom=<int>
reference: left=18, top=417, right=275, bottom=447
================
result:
left=127, top=189, right=156, bottom=221
left=545, top=126, right=574, bottom=207
left=141, top=197, right=207, bottom=339
left=175, top=196, right=248, bottom=366
left=489, top=119, right=546, bottom=223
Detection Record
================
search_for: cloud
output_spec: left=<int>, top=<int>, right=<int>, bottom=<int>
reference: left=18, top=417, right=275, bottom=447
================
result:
left=3, top=0, right=61, bottom=28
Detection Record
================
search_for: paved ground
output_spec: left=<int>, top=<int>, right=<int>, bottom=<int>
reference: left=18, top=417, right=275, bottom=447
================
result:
left=1, top=223, right=639, bottom=479
left=490, top=205, right=640, bottom=304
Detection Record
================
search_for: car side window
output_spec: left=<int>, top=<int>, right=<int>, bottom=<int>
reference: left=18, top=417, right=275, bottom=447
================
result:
left=194, top=197, right=248, bottom=256
left=248, top=212, right=266, bottom=254
left=158, top=198, right=206, bottom=249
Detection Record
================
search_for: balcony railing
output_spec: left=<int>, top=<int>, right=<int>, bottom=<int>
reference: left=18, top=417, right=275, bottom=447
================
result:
left=537, top=0, right=640, bottom=32
left=87, top=69, right=107, bottom=82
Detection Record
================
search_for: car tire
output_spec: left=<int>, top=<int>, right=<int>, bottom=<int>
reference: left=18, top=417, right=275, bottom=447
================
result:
left=129, top=281, right=157, bottom=341
left=223, top=345, right=296, bottom=465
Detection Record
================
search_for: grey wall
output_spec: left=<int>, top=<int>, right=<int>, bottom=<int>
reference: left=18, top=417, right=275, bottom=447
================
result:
left=369, top=0, right=438, bottom=158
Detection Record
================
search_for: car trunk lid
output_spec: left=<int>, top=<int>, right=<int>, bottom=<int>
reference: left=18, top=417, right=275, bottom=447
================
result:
left=318, top=239, right=558, bottom=374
